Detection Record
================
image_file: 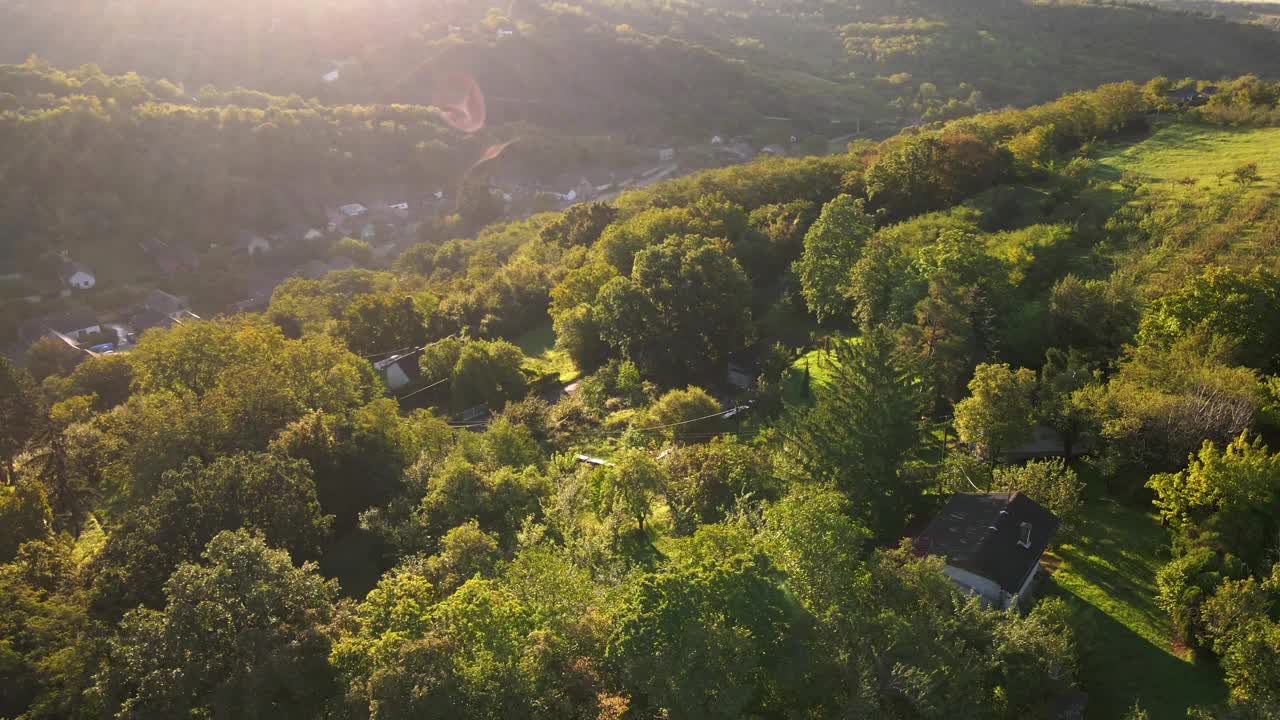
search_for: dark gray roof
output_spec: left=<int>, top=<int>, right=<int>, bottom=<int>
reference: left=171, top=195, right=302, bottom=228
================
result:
left=129, top=308, right=176, bottom=333
left=145, top=289, right=185, bottom=316
left=920, top=492, right=1059, bottom=594
left=21, top=306, right=100, bottom=342
left=373, top=347, right=424, bottom=382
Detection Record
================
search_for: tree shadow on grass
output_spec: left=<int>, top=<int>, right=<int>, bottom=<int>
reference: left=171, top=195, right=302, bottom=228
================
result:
left=1049, top=579, right=1225, bottom=720
left=1044, top=498, right=1226, bottom=719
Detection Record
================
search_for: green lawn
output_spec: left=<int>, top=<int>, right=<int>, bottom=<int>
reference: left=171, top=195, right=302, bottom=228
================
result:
left=514, top=322, right=579, bottom=383
left=1046, top=498, right=1226, bottom=719
left=1091, top=122, right=1280, bottom=192
left=782, top=336, right=860, bottom=404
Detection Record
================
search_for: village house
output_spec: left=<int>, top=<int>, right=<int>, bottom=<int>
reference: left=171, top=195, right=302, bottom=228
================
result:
left=916, top=492, right=1059, bottom=610
left=144, top=289, right=191, bottom=320
left=236, top=231, right=271, bottom=255
left=127, top=308, right=177, bottom=339
left=61, top=260, right=96, bottom=290
left=304, top=228, right=326, bottom=242
left=658, top=147, right=676, bottom=163
left=339, top=203, right=369, bottom=218
left=1166, top=85, right=1217, bottom=108
left=374, top=347, right=424, bottom=391
left=22, top=306, right=101, bottom=345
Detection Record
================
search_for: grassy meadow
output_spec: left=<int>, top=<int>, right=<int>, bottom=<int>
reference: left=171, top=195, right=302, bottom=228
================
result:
left=1086, top=122, right=1280, bottom=295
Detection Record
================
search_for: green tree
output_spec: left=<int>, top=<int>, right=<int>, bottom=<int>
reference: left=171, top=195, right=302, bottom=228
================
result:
left=1077, top=335, right=1261, bottom=494
left=794, top=194, right=875, bottom=323
left=665, top=439, right=777, bottom=532
left=598, top=448, right=666, bottom=532
left=90, top=452, right=332, bottom=617
left=954, top=363, right=1037, bottom=463
left=596, top=235, right=752, bottom=385
left=65, top=354, right=132, bottom=410
left=420, top=520, right=500, bottom=596
left=1038, top=348, right=1096, bottom=459
left=606, top=531, right=796, bottom=720
left=992, top=459, right=1084, bottom=528
left=332, top=576, right=547, bottom=719
left=539, top=202, right=617, bottom=247
left=1148, top=432, right=1280, bottom=572
left=639, top=386, right=721, bottom=436
left=98, top=530, right=339, bottom=720
left=1137, top=266, right=1280, bottom=371
left=451, top=339, right=528, bottom=411
left=24, top=337, right=82, bottom=383
left=338, top=292, right=428, bottom=357
left=0, top=356, right=44, bottom=484
left=847, top=233, right=920, bottom=327
left=784, top=329, right=922, bottom=538
left=0, top=480, right=53, bottom=562
left=0, top=537, right=103, bottom=720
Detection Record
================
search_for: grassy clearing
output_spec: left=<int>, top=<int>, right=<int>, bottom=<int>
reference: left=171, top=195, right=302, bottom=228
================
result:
left=1085, top=122, right=1280, bottom=295
left=515, top=322, right=579, bottom=383
left=1046, top=497, right=1226, bottom=718
left=782, top=336, right=860, bottom=404
left=1091, top=122, right=1280, bottom=192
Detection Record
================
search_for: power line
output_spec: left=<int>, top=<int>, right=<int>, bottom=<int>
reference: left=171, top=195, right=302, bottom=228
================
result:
left=395, top=376, right=448, bottom=401
left=361, top=333, right=458, bottom=361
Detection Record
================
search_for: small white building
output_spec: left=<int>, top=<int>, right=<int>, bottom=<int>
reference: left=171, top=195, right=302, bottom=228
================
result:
left=322, top=69, right=341, bottom=83
left=339, top=203, right=369, bottom=218
left=304, top=228, right=326, bottom=242
left=658, top=147, right=676, bottom=162
left=373, top=348, right=424, bottom=391
left=61, top=261, right=96, bottom=290
left=916, top=492, right=1059, bottom=610
left=237, top=231, right=271, bottom=255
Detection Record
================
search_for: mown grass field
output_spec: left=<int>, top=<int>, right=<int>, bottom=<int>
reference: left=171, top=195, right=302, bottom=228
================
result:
left=1046, top=495, right=1226, bottom=719
left=1090, top=122, right=1280, bottom=192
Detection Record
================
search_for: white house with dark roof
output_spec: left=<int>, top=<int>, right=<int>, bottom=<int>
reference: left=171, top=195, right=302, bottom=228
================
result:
left=916, top=492, right=1059, bottom=609
left=373, top=347, right=424, bottom=391
left=236, top=231, right=271, bottom=255
left=61, top=260, right=96, bottom=290
left=22, top=306, right=101, bottom=345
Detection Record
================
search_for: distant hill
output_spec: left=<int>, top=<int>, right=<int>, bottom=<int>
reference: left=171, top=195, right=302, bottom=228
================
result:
left=1, top=0, right=1278, bottom=141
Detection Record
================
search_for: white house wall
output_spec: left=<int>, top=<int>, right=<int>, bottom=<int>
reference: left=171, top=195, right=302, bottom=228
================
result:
left=942, top=564, right=1010, bottom=608
left=384, top=363, right=411, bottom=390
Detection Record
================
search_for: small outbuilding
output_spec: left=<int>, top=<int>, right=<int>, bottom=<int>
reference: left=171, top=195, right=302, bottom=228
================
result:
left=373, top=348, right=424, bottom=391
left=61, top=260, right=96, bottom=290
left=916, top=492, right=1059, bottom=609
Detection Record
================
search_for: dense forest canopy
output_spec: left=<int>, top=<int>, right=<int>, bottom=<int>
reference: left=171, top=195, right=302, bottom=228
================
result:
left=4, top=2, right=1280, bottom=718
